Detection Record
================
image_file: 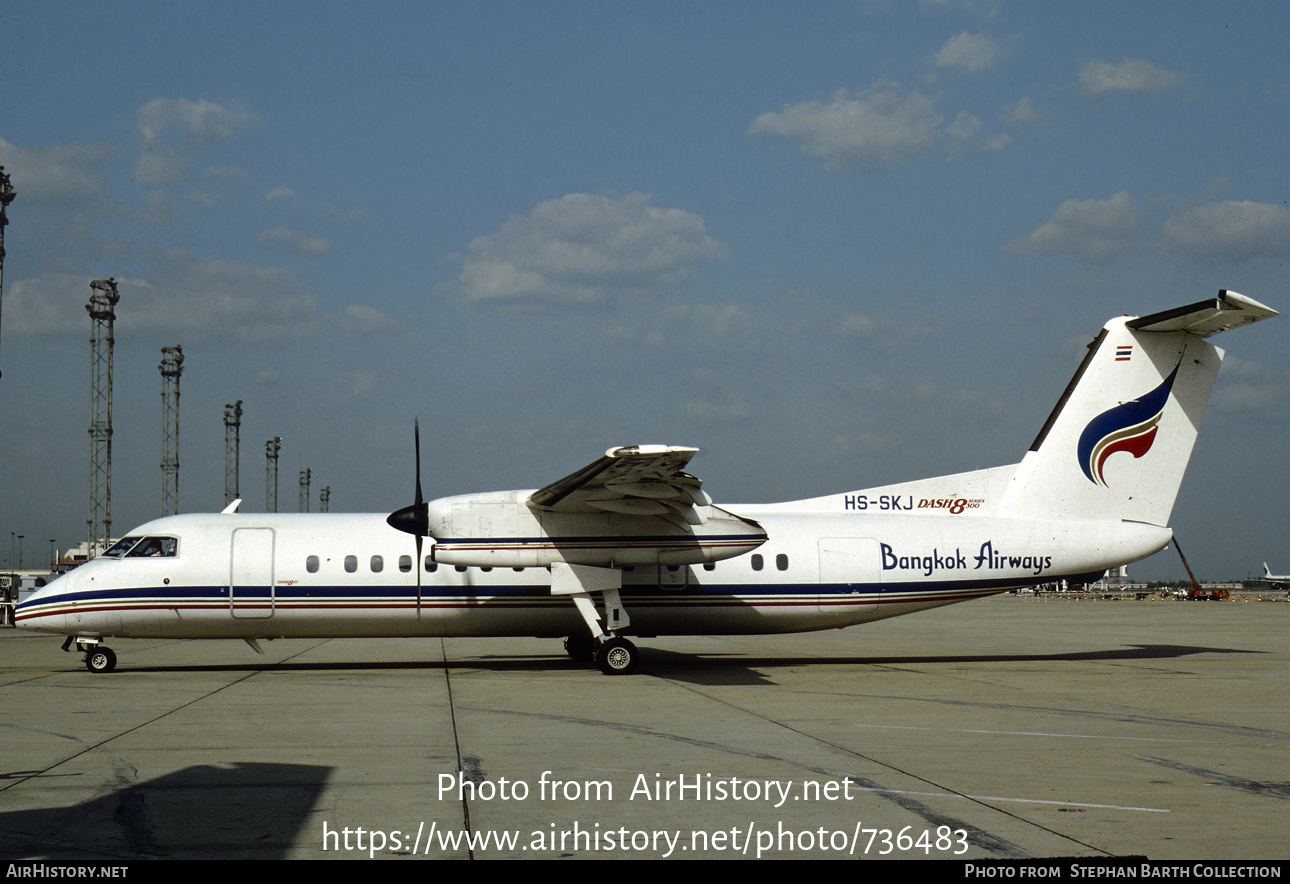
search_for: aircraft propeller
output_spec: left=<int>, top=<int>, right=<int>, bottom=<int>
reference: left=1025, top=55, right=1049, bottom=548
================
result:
left=386, top=420, right=431, bottom=615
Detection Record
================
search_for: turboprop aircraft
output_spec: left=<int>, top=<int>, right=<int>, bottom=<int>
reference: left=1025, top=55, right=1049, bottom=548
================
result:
left=17, top=291, right=1277, bottom=675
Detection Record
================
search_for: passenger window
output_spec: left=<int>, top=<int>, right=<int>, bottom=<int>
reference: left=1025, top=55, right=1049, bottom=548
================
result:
left=399, top=555, right=412, bottom=573
left=371, top=555, right=384, bottom=573
left=424, top=557, right=438, bottom=573
left=344, top=555, right=357, bottom=573
left=776, top=554, right=788, bottom=571
left=703, top=562, right=715, bottom=571
left=306, top=555, right=319, bottom=573
left=455, top=565, right=467, bottom=573
left=751, top=554, right=763, bottom=571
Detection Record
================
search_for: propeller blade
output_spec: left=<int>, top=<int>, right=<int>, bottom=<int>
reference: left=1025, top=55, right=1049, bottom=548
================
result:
left=386, top=418, right=430, bottom=537
left=384, top=420, right=430, bottom=617
left=414, top=419, right=424, bottom=617
left=414, top=419, right=424, bottom=508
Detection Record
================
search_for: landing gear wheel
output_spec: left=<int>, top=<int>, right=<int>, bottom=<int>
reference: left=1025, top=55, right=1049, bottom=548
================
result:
left=85, top=647, right=117, bottom=673
left=595, top=637, right=638, bottom=675
left=564, top=633, right=594, bottom=663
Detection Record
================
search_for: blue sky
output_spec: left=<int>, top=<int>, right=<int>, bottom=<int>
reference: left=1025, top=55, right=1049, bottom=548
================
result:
left=1, top=1, right=1286, bottom=580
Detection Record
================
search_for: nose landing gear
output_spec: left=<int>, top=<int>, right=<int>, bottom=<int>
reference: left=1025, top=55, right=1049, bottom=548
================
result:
left=64, top=637, right=118, bottom=673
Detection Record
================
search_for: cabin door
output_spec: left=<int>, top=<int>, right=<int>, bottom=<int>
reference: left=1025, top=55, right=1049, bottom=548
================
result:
left=229, top=528, right=275, bottom=619
left=817, top=538, right=879, bottom=614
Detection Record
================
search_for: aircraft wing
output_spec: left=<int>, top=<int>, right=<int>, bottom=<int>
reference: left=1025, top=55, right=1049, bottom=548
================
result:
left=528, top=445, right=714, bottom=522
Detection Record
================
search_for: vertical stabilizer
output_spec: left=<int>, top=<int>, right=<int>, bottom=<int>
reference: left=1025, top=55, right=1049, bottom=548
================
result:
left=997, top=291, right=1276, bottom=527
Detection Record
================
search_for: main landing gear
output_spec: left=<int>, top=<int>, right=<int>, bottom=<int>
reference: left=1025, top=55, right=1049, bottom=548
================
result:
left=63, top=637, right=118, bottom=673
left=564, top=633, right=639, bottom=675
left=553, top=562, right=641, bottom=675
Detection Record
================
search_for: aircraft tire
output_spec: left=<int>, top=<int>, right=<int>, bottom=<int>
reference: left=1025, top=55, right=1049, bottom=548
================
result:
left=595, top=637, right=638, bottom=675
left=85, top=647, right=117, bottom=673
left=564, top=634, right=594, bottom=663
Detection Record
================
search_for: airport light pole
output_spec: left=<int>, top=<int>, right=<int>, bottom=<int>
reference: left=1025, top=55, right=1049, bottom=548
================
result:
left=265, top=437, right=282, bottom=513
left=0, top=166, right=14, bottom=379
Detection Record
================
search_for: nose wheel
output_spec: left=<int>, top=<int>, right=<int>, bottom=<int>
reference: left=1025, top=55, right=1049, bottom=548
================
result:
left=85, top=646, right=117, bottom=673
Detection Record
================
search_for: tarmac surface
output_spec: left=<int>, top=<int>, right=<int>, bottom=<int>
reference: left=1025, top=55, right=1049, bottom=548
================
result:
left=1, top=593, right=1286, bottom=861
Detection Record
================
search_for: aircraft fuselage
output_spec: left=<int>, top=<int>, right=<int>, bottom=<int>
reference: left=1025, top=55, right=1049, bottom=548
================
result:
left=16, top=507, right=1168, bottom=642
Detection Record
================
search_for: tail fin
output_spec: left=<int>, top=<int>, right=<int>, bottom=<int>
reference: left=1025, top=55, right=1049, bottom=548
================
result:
left=997, top=291, right=1276, bottom=526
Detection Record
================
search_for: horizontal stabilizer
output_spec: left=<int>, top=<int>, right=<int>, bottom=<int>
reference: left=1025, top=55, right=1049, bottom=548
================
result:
left=1128, top=290, right=1277, bottom=337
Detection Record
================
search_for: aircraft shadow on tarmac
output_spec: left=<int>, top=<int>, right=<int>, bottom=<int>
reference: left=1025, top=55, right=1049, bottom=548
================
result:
left=54, top=640, right=1259, bottom=688
left=0, top=762, right=330, bottom=860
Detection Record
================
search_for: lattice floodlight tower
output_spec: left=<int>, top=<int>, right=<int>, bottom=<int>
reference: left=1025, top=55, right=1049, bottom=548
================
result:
left=224, top=400, right=243, bottom=507
left=0, top=166, right=15, bottom=380
left=299, top=467, right=312, bottom=513
left=159, top=345, right=184, bottom=516
left=265, top=436, right=282, bottom=513
left=87, top=278, right=120, bottom=556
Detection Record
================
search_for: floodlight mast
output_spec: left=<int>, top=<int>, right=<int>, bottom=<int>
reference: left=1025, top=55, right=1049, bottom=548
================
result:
left=0, top=166, right=14, bottom=379
left=160, top=346, right=184, bottom=516
left=87, top=279, right=120, bottom=557
left=265, top=437, right=282, bottom=513
left=299, top=468, right=312, bottom=513
left=224, top=401, right=243, bottom=506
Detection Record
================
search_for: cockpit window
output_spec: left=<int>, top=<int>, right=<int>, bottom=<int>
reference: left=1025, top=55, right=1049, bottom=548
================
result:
left=102, top=537, right=144, bottom=558
left=126, top=536, right=178, bottom=558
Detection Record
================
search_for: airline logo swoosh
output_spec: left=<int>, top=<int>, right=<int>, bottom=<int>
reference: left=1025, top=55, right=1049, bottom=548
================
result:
left=1077, top=364, right=1179, bottom=486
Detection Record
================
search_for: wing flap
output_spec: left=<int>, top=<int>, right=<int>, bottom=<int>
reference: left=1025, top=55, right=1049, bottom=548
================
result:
left=528, top=445, right=705, bottom=517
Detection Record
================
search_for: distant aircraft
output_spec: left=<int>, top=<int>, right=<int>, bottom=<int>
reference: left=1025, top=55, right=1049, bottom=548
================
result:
left=17, top=291, right=1277, bottom=674
left=1262, top=564, right=1290, bottom=589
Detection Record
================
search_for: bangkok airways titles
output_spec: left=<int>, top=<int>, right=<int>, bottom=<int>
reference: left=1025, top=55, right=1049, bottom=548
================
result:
left=881, top=540, right=1053, bottom=577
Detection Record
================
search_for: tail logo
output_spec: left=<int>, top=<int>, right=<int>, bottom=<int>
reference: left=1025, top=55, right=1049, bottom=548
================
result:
left=1077, top=364, right=1179, bottom=486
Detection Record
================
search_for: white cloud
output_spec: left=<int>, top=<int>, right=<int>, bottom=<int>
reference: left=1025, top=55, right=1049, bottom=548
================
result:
left=458, top=193, right=727, bottom=304
left=265, top=187, right=299, bottom=205
left=1161, top=201, right=1290, bottom=261
left=259, top=226, right=331, bottom=257
left=981, top=132, right=1012, bottom=151
left=934, top=32, right=1002, bottom=72
left=328, top=304, right=400, bottom=335
left=1004, top=191, right=1144, bottom=260
left=1079, top=59, right=1183, bottom=96
left=5, top=256, right=318, bottom=345
left=131, top=148, right=190, bottom=184
left=204, top=165, right=249, bottom=181
left=137, top=98, right=253, bottom=147
left=0, top=138, right=111, bottom=201
left=188, top=188, right=220, bottom=208
left=946, top=111, right=983, bottom=143
left=1002, top=98, right=1042, bottom=124
left=749, top=83, right=943, bottom=170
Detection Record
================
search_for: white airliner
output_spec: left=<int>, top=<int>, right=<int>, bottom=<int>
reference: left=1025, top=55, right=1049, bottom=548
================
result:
left=1261, top=564, right=1290, bottom=589
left=17, top=291, right=1277, bottom=675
